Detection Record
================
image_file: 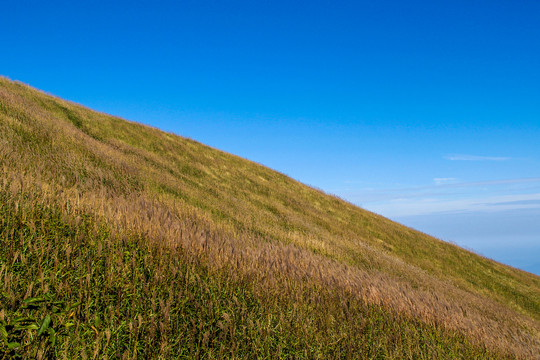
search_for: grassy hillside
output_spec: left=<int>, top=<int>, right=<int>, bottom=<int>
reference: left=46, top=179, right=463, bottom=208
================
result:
left=1, top=76, right=539, bottom=359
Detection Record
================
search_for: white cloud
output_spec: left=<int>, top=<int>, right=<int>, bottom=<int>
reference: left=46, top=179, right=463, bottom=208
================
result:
left=336, top=177, right=540, bottom=203
left=335, top=177, right=540, bottom=218
left=433, top=178, right=457, bottom=185
left=445, top=154, right=511, bottom=161
left=364, top=193, right=540, bottom=217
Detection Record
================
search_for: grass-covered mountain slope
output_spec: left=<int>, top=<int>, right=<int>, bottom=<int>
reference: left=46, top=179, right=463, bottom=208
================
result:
left=1, top=76, right=539, bottom=359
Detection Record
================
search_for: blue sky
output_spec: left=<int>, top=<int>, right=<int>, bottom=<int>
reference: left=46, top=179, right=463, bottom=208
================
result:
left=2, top=1, right=539, bottom=274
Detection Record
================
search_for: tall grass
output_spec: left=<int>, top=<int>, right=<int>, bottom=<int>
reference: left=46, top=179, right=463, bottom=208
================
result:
left=0, top=178, right=509, bottom=359
left=1, top=76, right=539, bottom=358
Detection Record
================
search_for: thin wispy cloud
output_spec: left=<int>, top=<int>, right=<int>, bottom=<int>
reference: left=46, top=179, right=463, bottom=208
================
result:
left=433, top=178, right=457, bottom=185
left=438, top=177, right=540, bottom=189
left=445, top=154, right=511, bottom=161
left=366, top=193, right=540, bottom=217
left=489, top=199, right=540, bottom=207
left=338, top=177, right=540, bottom=198
left=335, top=177, right=540, bottom=217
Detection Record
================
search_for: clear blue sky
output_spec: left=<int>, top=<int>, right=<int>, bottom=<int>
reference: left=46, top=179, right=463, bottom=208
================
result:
left=2, top=1, right=539, bottom=274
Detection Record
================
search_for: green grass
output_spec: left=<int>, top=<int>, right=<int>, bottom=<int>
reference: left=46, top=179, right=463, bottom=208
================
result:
left=1, top=76, right=539, bottom=359
left=0, top=186, right=502, bottom=359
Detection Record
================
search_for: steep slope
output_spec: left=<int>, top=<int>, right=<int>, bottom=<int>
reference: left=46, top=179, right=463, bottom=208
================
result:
left=1, top=77, right=539, bottom=359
